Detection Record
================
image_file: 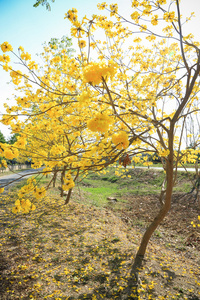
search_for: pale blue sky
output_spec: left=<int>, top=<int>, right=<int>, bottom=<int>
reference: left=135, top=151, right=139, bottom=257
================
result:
left=0, top=0, right=200, bottom=137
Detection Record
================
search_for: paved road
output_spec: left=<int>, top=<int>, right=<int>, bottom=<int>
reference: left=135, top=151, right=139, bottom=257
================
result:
left=0, top=166, right=198, bottom=192
left=0, top=168, right=43, bottom=191
left=134, top=166, right=198, bottom=172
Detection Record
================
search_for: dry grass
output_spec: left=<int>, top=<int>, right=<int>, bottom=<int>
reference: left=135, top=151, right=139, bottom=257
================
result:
left=0, top=171, right=200, bottom=299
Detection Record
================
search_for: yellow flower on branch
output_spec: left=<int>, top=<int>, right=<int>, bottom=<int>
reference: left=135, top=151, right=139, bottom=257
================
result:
left=130, top=11, right=140, bottom=23
left=97, top=2, right=108, bottom=10
left=62, top=172, right=75, bottom=191
left=78, top=40, right=86, bottom=48
left=21, top=199, right=32, bottom=213
left=110, top=4, right=118, bottom=16
left=34, top=187, right=46, bottom=199
left=3, top=148, right=16, bottom=160
left=163, top=11, right=176, bottom=23
left=1, top=41, right=13, bottom=52
left=82, top=61, right=117, bottom=85
left=64, top=8, right=78, bottom=22
left=10, top=70, right=23, bottom=85
left=0, top=54, right=10, bottom=63
left=77, top=91, right=90, bottom=106
left=21, top=52, right=31, bottom=61
left=87, top=113, right=112, bottom=133
left=112, top=131, right=129, bottom=149
left=151, top=14, right=159, bottom=26
left=12, top=199, right=36, bottom=214
left=159, top=149, right=170, bottom=157
left=15, top=137, right=27, bottom=149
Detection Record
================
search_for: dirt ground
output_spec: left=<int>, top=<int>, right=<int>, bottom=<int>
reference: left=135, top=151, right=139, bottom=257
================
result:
left=0, top=168, right=200, bottom=299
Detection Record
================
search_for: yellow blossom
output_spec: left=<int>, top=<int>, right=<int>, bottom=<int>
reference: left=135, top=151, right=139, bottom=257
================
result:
left=97, top=2, right=107, bottom=10
left=1, top=41, right=13, bottom=52
left=78, top=40, right=86, bottom=48
left=163, top=11, right=176, bottom=22
left=112, top=131, right=129, bottom=149
left=21, top=52, right=31, bottom=61
left=34, top=187, right=46, bottom=199
left=82, top=61, right=116, bottom=85
left=87, top=113, right=112, bottom=133
left=151, top=15, right=159, bottom=26
left=0, top=54, right=10, bottom=63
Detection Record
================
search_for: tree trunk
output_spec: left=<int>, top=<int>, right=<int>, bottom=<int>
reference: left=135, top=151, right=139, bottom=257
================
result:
left=136, top=153, right=174, bottom=258
left=65, top=189, right=72, bottom=204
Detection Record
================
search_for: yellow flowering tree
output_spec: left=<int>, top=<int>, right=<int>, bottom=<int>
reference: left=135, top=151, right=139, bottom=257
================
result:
left=0, top=0, right=200, bottom=263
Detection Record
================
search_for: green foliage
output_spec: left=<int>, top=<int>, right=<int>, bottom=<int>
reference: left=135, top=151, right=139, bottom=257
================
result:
left=0, top=131, right=6, bottom=167
left=0, top=131, right=6, bottom=144
left=46, top=35, right=75, bottom=57
left=33, top=0, right=55, bottom=11
left=8, top=133, right=20, bottom=144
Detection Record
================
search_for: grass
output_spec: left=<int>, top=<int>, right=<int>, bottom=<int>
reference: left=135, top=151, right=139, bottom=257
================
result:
left=76, top=168, right=193, bottom=207
left=0, top=169, right=200, bottom=299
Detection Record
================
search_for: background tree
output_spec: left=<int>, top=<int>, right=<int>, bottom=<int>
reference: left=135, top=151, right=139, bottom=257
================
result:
left=8, top=133, right=20, bottom=145
left=0, top=131, right=6, bottom=144
left=180, top=113, right=200, bottom=204
left=33, top=0, right=55, bottom=11
left=0, top=0, right=200, bottom=276
left=0, top=131, right=6, bottom=170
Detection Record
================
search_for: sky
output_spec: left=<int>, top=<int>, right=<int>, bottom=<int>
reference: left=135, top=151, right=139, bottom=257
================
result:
left=0, top=0, right=200, bottom=138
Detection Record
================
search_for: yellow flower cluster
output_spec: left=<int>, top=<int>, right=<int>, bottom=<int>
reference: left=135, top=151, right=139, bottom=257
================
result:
left=112, top=131, right=129, bottom=149
left=110, top=4, right=118, bottom=16
left=1, top=41, right=13, bottom=52
left=130, top=11, right=140, bottom=23
left=64, top=8, right=78, bottom=22
left=87, top=113, right=112, bottom=133
left=82, top=61, right=116, bottom=85
left=21, top=52, right=31, bottom=61
left=159, top=149, right=170, bottom=157
left=34, top=187, right=46, bottom=199
left=50, top=144, right=66, bottom=157
left=77, top=91, right=90, bottom=106
left=10, top=70, right=23, bottom=85
left=151, top=14, right=159, bottom=26
left=163, top=11, right=176, bottom=23
left=14, top=137, right=27, bottom=149
left=0, top=54, right=10, bottom=63
left=97, top=2, right=107, bottom=10
left=3, top=147, right=19, bottom=159
left=62, top=172, right=75, bottom=191
left=12, top=199, right=36, bottom=214
left=78, top=40, right=86, bottom=48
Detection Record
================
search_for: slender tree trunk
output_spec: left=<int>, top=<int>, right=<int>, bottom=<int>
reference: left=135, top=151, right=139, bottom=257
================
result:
left=136, top=185, right=172, bottom=257
left=136, top=127, right=174, bottom=258
left=126, top=164, right=173, bottom=299
left=65, top=189, right=72, bottom=204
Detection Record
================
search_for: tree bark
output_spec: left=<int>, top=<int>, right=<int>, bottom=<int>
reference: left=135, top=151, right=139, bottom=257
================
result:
left=65, top=188, right=72, bottom=204
left=136, top=129, right=174, bottom=258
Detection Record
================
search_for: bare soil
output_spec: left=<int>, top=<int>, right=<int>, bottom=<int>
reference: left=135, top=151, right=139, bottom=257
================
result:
left=0, top=169, right=200, bottom=299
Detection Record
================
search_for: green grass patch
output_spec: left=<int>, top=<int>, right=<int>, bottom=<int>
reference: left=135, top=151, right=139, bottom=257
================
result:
left=77, top=168, right=166, bottom=207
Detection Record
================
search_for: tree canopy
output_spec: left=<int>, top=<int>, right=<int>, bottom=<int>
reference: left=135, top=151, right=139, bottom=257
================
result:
left=0, top=0, right=200, bottom=260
